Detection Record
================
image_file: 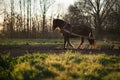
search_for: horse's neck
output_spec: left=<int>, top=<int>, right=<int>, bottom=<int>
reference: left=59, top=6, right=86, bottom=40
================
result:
left=60, top=22, right=68, bottom=29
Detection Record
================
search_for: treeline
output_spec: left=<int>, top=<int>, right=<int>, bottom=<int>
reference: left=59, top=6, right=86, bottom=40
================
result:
left=0, top=0, right=120, bottom=39
left=0, top=0, right=57, bottom=38
left=1, top=13, right=61, bottom=39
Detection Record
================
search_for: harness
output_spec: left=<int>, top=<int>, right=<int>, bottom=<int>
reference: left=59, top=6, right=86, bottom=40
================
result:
left=62, top=23, right=95, bottom=39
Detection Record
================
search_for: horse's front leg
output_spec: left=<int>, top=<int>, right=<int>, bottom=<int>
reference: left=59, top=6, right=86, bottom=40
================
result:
left=77, top=37, right=84, bottom=49
left=67, top=37, right=74, bottom=49
left=64, top=37, right=67, bottom=49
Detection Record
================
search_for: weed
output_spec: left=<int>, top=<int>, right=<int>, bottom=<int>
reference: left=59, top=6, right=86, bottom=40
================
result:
left=0, top=52, right=119, bottom=80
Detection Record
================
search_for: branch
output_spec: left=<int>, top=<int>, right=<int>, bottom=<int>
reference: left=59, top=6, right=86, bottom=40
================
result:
left=99, top=0, right=109, bottom=11
left=87, top=0, right=97, bottom=12
left=101, top=0, right=116, bottom=21
left=39, top=0, right=55, bottom=14
left=0, top=11, right=4, bottom=15
left=101, top=0, right=112, bottom=18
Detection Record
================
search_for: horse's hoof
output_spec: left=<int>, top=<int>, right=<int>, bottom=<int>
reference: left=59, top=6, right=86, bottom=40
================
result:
left=72, top=46, right=75, bottom=49
left=77, top=47, right=80, bottom=49
left=63, top=48, right=67, bottom=50
left=72, top=47, right=75, bottom=49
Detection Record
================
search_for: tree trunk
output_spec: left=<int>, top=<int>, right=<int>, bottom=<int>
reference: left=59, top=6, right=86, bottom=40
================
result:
left=42, top=13, right=46, bottom=33
left=10, top=0, right=14, bottom=38
left=27, top=0, right=30, bottom=38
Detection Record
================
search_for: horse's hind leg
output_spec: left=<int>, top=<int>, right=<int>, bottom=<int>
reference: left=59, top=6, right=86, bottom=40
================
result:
left=88, top=38, right=95, bottom=49
left=77, top=37, right=84, bottom=49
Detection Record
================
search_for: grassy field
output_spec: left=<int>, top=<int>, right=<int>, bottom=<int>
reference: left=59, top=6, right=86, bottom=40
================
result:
left=0, top=39, right=114, bottom=46
left=0, top=39, right=120, bottom=80
left=0, top=39, right=64, bottom=45
left=0, top=51, right=120, bottom=80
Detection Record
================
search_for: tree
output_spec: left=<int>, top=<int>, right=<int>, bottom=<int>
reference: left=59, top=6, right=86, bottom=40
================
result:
left=23, top=0, right=26, bottom=31
left=0, top=0, right=4, bottom=15
left=65, top=0, right=117, bottom=33
left=105, top=0, right=120, bottom=34
left=64, top=1, right=91, bottom=26
left=19, top=0, right=22, bottom=31
left=39, top=0, right=55, bottom=33
left=85, top=0, right=117, bottom=32
left=10, top=0, right=15, bottom=38
left=27, top=0, right=30, bottom=37
left=0, top=0, right=57, bottom=38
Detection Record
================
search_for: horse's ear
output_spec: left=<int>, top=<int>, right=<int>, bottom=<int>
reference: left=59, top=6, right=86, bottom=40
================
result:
left=53, top=18, right=56, bottom=20
left=57, top=14, right=59, bottom=19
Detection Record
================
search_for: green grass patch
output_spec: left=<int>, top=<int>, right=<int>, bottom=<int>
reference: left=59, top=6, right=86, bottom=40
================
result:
left=0, top=39, right=63, bottom=45
left=0, top=39, right=119, bottom=48
left=0, top=51, right=120, bottom=80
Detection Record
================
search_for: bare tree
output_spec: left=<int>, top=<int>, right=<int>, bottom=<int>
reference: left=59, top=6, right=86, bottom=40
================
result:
left=105, top=0, right=120, bottom=34
left=27, top=0, right=29, bottom=33
left=39, top=0, right=55, bottom=33
left=0, top=0, right=57, bottom=38
left=19, top=0, right=22, bottom=30
left=10, top=0, right=15, bottom=38
left=30, top=0, right=32, bottom=32
left=23, top=0, right=26, bottom=31
left=84, top=0, right=117, bottom=32
left=0, top=0, right=4, bottom=15
left=64, top=1, right=93, bottom=26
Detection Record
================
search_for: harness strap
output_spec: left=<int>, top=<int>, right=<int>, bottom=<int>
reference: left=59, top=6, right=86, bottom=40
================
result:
left=63, top=23, right=68, bottom=29
left=62, top=22, right=95, bottom=40
left=63, top=29, right=95, bottom=39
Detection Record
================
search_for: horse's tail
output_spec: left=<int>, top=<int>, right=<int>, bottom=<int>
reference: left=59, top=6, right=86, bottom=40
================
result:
left=89, top=30, right=93, bottom=38
left=89, top=30, right=97, bottom=49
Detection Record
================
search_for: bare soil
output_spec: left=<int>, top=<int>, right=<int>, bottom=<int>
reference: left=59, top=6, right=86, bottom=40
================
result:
left=0, top=44, right=120, bottom=57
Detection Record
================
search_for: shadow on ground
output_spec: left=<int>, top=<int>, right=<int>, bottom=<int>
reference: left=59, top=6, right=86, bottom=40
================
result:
left=0, top=44, right=120, bottom=57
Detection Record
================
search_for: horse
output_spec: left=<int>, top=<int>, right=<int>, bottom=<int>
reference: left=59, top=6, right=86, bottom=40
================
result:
left=52, top=19, right=96, bottom=49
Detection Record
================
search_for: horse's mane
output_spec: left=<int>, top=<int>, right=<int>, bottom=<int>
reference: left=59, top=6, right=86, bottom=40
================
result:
left=54, top=19, right=64, bottom=22
left=54, top=19, right=67, bottom=24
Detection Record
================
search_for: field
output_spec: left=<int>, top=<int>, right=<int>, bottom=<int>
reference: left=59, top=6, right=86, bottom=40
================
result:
left=0, top=51, right=120, bottom=80
left=0, top=39, right=120, bottom=57
left=0, top=39, right=120, bottom=80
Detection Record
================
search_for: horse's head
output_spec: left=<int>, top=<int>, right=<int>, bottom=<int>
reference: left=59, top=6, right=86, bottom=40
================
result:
left=53, top=19, right=58, bottom=31
left=52, top=19, right=65, bottom=31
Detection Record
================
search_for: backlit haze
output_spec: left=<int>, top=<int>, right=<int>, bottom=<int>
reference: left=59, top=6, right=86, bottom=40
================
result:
left=0, top=0, right=76, bottom=22
left=0, top=0, right=76, bottom=29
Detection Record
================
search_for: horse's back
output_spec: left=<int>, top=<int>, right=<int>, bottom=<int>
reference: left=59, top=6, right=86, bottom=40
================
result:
left=71, top=24, right=92, bottom=36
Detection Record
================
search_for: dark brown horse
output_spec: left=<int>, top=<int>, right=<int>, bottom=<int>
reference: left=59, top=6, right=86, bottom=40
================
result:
left=53, top=19, right=96, bottom=49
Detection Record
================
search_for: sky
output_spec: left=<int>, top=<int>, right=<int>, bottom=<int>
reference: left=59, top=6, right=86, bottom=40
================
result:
left=55, top=0, right=75, bottom=9
left=46, top=0, right=76, bottom=18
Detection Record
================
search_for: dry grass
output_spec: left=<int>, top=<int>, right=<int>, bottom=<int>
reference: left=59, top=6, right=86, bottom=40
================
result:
left=0, top=51, right=119, bottom=80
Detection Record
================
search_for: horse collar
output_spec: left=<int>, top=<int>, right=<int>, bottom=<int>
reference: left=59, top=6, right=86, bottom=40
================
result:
left=63, top=23, right=68, bottom=29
